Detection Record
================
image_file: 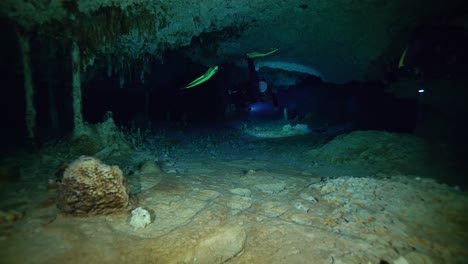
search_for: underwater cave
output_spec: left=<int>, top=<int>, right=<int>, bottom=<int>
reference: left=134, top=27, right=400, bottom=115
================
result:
left=1, top=0, right=468, bottom=263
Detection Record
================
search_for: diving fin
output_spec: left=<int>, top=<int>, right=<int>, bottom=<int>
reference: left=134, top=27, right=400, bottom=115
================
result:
left=247, top=48, right=279, bottom=59
left=183, top=65, right=219, bottom=89
left=398, top=47, right=408, bottom=68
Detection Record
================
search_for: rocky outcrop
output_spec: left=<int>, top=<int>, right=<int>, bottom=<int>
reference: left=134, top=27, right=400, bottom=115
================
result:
left=0, top=0, right=464, bottom=83
left=57, top=156, right=131, bottom=216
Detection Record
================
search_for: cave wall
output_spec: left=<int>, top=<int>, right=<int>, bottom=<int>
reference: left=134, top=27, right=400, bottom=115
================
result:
left=1, top=0, right=464, bottom=83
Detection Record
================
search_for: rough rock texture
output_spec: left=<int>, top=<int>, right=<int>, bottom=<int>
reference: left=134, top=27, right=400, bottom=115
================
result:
left=311, top=176, right=468, bottom=262
left=70, top=115, right=132, bottom=158
left=1, top=0, right=463, bottom=83
left=139, top=160, right=163, bottom=174
left=184, top=227, right=247, bottom=263
left=304, top=130, right=428, bottom=175
left=57, top=156, right=131, bottom=216
left=129, top=207, right=152, bottom=229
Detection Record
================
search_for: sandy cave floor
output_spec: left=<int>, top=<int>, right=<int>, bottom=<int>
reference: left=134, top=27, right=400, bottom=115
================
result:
left=0, top=123, right=467, bottom=264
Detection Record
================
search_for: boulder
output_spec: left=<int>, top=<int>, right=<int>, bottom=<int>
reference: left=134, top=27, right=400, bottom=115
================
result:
left=57, top=156, right=131, bottom=216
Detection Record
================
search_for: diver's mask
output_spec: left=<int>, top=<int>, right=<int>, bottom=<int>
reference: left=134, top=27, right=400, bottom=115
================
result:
left=258, top=80, right=268, bottom=94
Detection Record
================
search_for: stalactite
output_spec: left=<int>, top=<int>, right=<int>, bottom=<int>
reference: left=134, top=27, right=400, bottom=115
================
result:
left=16, top=30, right=36, bottom=146
left=71, top=40, right=85, bottom=138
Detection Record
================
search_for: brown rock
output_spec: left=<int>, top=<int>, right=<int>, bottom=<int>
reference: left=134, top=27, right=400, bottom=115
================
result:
left=57, top=156, right=130, bottom=216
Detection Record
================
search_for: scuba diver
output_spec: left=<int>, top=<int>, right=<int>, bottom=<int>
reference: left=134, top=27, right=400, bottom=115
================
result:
left=395, top=24, right=467, bottom=82
left=182, top=48, right=280, bottom=117
left=225, top=48, right=279, bottom=113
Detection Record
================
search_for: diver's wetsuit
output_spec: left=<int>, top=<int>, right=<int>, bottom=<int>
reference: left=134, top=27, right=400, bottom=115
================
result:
left=221, top=57, right=279, bottom=116
left=399, top=24, right=468, bottom=81
left=246, top=57, right=278, bottom=108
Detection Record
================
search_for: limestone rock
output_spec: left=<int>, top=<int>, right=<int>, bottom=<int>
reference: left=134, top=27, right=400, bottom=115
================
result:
left=1, top=0, right=460, bottom=83
left=255, top=181, right=287, bottom=194
left=57, top=156, right=130, bottom=216
left=185, top=227, right=246, bottom=263
left=129, top=207, right=152, bottom=229
left=139, top=161, right=162, bottom=174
